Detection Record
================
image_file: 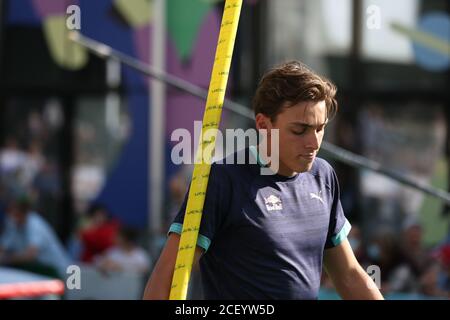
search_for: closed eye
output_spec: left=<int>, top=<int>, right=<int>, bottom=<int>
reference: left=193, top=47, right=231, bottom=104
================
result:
left=292, top=130, right=306, bottom=136
left=291, top=123, right=327, bottom=135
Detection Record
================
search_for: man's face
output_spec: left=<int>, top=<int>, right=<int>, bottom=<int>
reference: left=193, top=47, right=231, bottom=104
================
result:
left=256, top=101, right=327, bottom=175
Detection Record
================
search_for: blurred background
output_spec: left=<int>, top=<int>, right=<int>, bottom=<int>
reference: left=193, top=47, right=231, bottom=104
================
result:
left=0, top=0, right=449, bottom=300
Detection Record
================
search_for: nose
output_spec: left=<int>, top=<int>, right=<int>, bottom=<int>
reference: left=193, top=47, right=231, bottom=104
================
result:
left=305, top=130, right=320, bottom=151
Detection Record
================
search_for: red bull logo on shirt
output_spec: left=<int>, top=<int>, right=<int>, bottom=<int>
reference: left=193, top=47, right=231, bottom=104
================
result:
left=264, top=195, right=283, bottom=211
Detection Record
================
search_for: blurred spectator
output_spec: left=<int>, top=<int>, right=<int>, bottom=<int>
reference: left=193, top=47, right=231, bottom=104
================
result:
left=419, top=261, right=449, bottom=298
left=167, top=170, right=189, bottom=224
left=435, top=245, right=450, bottom=296
left=20, top=141, right=45, bottom=188
left=32, top=160, right=61, bottom=197
left=0, top=136, right=60, bottom=227
left=94, top=226, right=150, bottom=274
left=79, top=204, right=120, bottom=263
left=31, top=160, right=62, bottom=227
left=347, top=225, right=369, bottom=266
left=151, top=169, right=190, bottom=257
left=400, top=218, right=429, bottom=279
left=0, top=137, right=26, bottom=177
left=0, top=196, right=71, bottom=279
left=367, top=229, right=417, bottom=294
left=27, top=111, right=45, bottom=140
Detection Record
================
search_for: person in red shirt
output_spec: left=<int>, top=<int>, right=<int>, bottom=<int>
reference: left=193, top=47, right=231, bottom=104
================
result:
left=79, top=204, right=120, bottom=263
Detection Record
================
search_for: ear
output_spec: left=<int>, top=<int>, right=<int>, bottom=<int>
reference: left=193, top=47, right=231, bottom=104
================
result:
left=255, top=113, right=271, bottom=130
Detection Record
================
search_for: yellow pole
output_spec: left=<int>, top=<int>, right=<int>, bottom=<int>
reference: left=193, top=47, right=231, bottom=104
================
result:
left=169, top=0, right=243, bottom=300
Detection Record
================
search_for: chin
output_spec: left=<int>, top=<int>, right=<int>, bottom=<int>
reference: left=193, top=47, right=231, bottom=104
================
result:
left=295, top=162, right=313, bottom=173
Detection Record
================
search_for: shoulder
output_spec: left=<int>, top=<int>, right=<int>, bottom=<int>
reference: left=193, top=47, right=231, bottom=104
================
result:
left=211, top=148, right=257, bottom=179
left=27, top=212, right=48, bottom=229
left=310, top=157, right=335, bottom=174
left=204, top=149, right=257, bottom=197
left=307, top=157, right=338, bottom=187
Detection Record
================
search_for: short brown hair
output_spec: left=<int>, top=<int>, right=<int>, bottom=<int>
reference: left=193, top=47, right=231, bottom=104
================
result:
left=252, top=61, right=338, bottom=122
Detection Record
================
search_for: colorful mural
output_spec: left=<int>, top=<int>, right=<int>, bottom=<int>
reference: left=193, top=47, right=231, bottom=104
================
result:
left=5, top=0, right=258, bottom=228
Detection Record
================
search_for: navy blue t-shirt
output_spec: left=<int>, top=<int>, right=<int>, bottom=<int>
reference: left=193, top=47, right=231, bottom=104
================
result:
left=169, top=147, right=351, bottom=299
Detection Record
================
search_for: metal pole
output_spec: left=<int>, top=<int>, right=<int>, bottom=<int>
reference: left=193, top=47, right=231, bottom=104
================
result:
left=68, top=32, right=450, bottom=206
left=149, top=0, right=166, bottom=253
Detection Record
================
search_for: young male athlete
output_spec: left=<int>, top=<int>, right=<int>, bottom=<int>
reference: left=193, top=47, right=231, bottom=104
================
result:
left=144, top=61, right=384, bottom=300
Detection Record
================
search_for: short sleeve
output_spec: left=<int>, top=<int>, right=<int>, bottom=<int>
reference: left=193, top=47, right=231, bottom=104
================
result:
left=168, top=163, right=231, bottom=252
left=324, top=166, right=351, bottom=249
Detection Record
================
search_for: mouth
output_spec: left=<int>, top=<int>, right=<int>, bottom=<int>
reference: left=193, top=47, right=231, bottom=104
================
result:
left=299, top=154, right=315, bottom=161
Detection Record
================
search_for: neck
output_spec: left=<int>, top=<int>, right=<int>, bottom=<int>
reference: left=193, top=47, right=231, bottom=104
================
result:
left=256, top=144, right=296, bottom=177
left=277, top=163, right=297, bottom=177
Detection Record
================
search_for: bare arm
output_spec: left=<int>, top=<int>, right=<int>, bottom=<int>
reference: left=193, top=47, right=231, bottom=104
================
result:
left=323, top=239, right=384, bottom=300
left=143, top=233, right=203, bottom=300
left=2, top=246, right=39, bottom=265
